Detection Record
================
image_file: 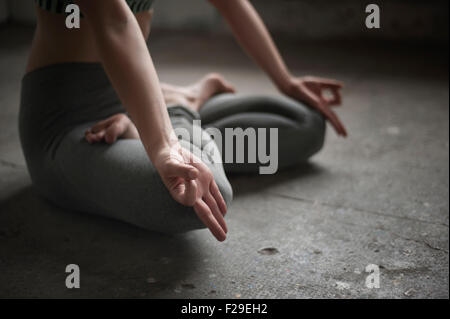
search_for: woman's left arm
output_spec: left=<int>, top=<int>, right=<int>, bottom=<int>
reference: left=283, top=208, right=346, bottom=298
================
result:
left=209, top=0, right=347, bottom=137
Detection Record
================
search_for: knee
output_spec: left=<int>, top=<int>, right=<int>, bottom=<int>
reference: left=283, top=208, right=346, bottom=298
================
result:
left=268, top=95, right=326, bottom=153
left=306, top=109, right=326, bottom=154
left=276, top=106, right=326, bottom=168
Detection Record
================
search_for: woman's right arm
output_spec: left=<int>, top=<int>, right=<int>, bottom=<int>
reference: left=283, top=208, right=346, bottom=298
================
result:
left=75, top=0, right=175, bottom=162
left=74, top=0, right=228, bottom=241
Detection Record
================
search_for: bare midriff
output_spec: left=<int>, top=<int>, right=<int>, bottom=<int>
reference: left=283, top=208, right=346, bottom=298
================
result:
left=26, top=6, right=153, bottom=73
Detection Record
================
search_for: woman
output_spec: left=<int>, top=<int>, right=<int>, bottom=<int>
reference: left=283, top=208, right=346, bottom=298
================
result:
left=19, top=0, right=346, bottom=242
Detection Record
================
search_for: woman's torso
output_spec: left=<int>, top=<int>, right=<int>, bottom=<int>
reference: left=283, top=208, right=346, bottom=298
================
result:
left=26, top=3, right=154, bottom=73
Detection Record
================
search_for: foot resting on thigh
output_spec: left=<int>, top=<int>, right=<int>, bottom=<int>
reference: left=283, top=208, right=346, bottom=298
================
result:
left=162, top=73, right=236, bottom=112
left=85, top=73, right=236, bottom=144
left=85, top=113, right=140, bottom=144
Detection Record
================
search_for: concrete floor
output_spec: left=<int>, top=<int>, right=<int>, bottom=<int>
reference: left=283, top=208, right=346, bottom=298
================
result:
left=0, top=25, right=448, bottom=299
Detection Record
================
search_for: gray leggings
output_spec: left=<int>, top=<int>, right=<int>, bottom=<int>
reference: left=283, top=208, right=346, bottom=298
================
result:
left=19, top=63, right=325, bottom=234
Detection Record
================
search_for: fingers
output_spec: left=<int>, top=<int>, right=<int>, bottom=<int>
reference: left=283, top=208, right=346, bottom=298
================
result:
left=321, top=86, right=342, bottom=107
left=316, top=77, right=344, bottom=89
left=169, top=180, right=187, bottom=204
left=169, top=179, right=197, bottom=207
left=301, top=83, right=347, bottom=137
left=165, top=161, right=199, bottom=180
left=300, top=85, right=322, bottom=109
left=184, top=180, right=198, bottom=206
left=194, top=200, right=227, bottom=242
left=304, top=77, right=343, bottom=107
left=210, top=181, right=227, bottom=216
left=203, top=194, right=228, bottom=233
left=319, top=105, right=348, bottom=137
left=179, top=179, right=198, bottom=206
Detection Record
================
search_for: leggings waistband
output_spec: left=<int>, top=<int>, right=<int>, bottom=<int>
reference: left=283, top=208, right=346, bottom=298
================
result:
left=19, top=62, right=200, bottom=160
left=23, top=62, right=105, bottom=82
left=22, top=62, right=199, bottom=120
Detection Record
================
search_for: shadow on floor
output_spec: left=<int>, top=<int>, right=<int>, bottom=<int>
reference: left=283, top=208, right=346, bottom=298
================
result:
left=0, top=161, right=324, bottom=297
left=0, top=186, right=206, bottom=298
left=229, top=162, right=326, bottom=197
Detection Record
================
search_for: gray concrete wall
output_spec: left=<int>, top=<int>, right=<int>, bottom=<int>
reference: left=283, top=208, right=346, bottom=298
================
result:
left=152, top=0, right=219, bottom=30
left=153, top=0, right=449, bottom=43
left=251, top=0, right=449, bottom=43
left=2, top=0, right=448, bottom=44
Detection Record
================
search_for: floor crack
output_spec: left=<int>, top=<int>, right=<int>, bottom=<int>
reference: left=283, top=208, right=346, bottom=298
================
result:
left=304, top=207, right=449, bottom=253
left=266, top=192, right=449, bottom=228
left=391, top=232, right=449, bottom=253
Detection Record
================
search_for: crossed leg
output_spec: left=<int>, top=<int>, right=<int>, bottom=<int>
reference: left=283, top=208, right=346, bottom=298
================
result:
left=84, top=73, right=326, bottom=174
left=85, top=73, right=235, bottom=144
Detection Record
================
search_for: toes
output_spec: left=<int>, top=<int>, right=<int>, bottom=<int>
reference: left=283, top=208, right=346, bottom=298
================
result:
left=105, top=123, right=121, bottom=144
left=205, top=73, right=236, bottom=94
left=105, top=121, right=128, bottom=144
left=224, top=83, right=236, bottom=93
left=91, top=119, right=110, bottom=134
left=206, top=73, right=226, bottom=87
left=85, top=130, right=106, bottom=144
left=205, top=73, right=224, bottom=83
left=86, top=113, right=133, bottom=145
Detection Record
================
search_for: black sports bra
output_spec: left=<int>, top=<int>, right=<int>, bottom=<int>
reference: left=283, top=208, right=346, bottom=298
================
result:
left=34, top=0, right=155, bottom=14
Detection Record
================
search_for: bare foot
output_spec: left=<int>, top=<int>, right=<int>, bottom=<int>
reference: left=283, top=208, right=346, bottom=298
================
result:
left=85, top=74, right=235, bottom=145
left=162, top=73, right=236, bottom=111
left=85, top=113, right=139, bottom=144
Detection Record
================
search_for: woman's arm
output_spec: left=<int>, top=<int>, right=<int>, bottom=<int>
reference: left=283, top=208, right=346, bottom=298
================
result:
left=76, top=0, right=175, bottom=159
left=209, top=0, right=347, bottom=136
left=75, top=0, right=228, bottom=241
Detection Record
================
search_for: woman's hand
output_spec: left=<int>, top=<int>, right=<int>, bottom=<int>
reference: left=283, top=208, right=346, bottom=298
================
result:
left=153, top=144, right=228, bottom=242
left=75, top=0, right=228, bottom=240
left=281, top=76, right=347, bottom=137
left=210, top=0, right=348, bottom=137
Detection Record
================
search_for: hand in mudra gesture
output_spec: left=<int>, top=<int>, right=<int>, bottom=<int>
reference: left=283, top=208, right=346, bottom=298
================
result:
left=154, top=144, right=228, bottom=242
left=283, top=76, right=347, bottom=137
